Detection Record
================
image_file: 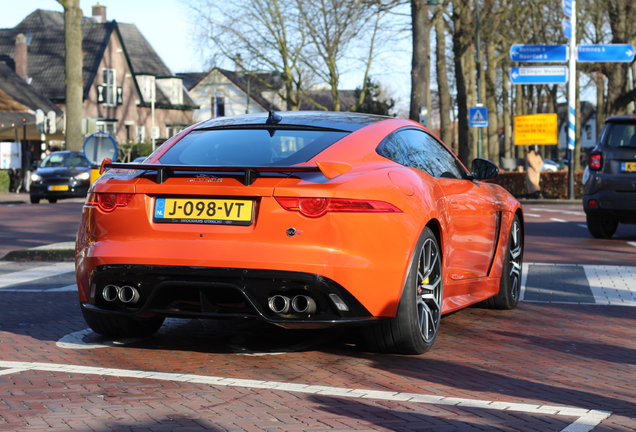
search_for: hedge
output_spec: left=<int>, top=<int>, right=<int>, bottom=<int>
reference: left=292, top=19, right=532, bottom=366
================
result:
left=0, top=170, right=9, bottom=193
left=492, top=171, right=584, bottom=199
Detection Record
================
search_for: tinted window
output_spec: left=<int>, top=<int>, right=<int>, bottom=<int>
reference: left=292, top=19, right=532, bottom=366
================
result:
left=397, top=129, right=464, bottom=179
left=378, top=135, right=415, bottom=167
left=604, top=123, right=636, bottom=148
left=159, top=129, right=349, bottom=166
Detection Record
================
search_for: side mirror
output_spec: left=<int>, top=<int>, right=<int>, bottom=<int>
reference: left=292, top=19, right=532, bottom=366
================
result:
left=31, top=163, right=38, bottom=171
left=471, top=158, right=499, bottom=181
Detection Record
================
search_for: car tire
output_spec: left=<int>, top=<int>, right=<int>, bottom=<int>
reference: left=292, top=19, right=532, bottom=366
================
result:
left=48, top=198, right=58, bottom=204
left=480, top=214, right=523, bottom=310
left=30, top=196, right=40, bottom=204
left=364, top=227, right=443, bottom=355
left=586, top=213, right=618, bottom=239
left=81, top=306, right=165, bottom=338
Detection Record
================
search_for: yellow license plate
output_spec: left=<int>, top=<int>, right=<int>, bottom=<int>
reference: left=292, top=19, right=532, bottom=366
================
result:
left=622, top=162, right=636, bottom=172
left=48, top=185, right=69, bottom=191
left=154, top=198, right=253, bottom=225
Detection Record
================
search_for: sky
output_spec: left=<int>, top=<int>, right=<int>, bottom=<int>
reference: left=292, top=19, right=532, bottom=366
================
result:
left=0, top=1, right=413, bottom=114
left=0, top=0, right=203, bottom=74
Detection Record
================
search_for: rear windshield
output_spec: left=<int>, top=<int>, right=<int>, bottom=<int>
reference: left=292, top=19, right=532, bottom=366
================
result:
left=159, top=128, right=349, bottom=166
left=603, top=123, right=636, bottom=148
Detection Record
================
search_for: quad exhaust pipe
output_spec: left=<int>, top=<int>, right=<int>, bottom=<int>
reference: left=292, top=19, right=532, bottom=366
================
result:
left=102, top=284, right=140, bottom=304
left=268, top=294, right=317, bottom=315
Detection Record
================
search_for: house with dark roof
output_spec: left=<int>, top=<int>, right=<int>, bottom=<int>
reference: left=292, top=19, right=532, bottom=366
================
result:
left=0, top=4, right=197, bottom=153
left=178, top=65, right=357, bottom=123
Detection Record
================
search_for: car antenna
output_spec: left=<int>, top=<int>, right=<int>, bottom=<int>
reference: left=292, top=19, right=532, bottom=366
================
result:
left=266, top=111, right=282, bottom=125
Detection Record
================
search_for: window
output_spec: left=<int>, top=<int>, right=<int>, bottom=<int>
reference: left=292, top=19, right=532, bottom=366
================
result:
left=378, top=129, right=465, bottom=179
left=136, top=126, right=145, bottom=143
left=159, top=129, right=349, bottom=166
left=96, top=120, right=117, bottom=136
left=378, top=135, right=415, bottom=167
left=166, top=125, right=187, bottom=138
left=102, top=69, right=116, bottom=107
left=213, top=91, right=225, bottom=117
left=398, top=129, right=464, bottom=179
left=606, top=123, right=636, bottom=148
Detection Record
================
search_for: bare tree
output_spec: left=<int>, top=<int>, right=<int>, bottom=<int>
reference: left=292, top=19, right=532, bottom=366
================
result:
left=188, top=0, right=307, bottom=110
left=296, top=0, right=383, bottom=111
left=56, top=0, right=83, bottom=151
left=188, top=0, right=392, bottom=111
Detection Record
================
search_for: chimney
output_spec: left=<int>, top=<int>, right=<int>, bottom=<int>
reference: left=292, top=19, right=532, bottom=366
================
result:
left=235, top=54, right=244, bottom=73
left=92, top=3, right=107, bottom=23
left=15, top=33, right=28, bottom=81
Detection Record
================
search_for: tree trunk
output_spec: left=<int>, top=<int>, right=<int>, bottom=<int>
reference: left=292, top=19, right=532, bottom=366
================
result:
left=595, top=72, right=605, bottom=141
left=434, top=12, right=452, bottom=148
left=57, top=0, right=83, bottom=152
left=409, top=0, right=432, bottom=122
left=603, top=0, right=633, bottom=115
left=485, top=41, right=498, bottom=163
left=501, top=62, right=512, bottom=160
left=451, top=0, right=475, bottom=166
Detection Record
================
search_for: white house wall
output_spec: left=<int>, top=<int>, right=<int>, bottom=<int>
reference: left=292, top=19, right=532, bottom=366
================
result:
left=189, top=70, right=266, bottom=123
left=559, top=114, right=598, bottom=150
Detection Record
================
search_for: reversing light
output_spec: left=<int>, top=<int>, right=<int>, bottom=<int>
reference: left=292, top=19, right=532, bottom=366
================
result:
left=589, top=153, right=602, bottom=170
left=86, top=193, right=134, bottom=212
left=275, top=197, right=402, bottom=218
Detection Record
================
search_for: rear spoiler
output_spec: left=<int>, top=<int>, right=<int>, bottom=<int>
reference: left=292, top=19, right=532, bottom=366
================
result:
left=100, top=159, right=321, bottom=186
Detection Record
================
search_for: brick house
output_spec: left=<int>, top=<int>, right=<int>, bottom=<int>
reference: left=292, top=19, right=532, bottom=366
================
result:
left=0, top=4, right=197, bottom=156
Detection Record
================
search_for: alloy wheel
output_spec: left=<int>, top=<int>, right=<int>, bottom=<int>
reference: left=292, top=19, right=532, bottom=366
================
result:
left=508, top=219, right=523, bottom=301
left=415, top=238, right=442, bottom=343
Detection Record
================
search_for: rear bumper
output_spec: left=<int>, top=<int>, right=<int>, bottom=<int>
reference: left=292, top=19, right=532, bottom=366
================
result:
left=583, top=190, right=636, bottom=224
left=81, top=264, right=380, bottom=329
left=30, top=183, right=89, bottom=199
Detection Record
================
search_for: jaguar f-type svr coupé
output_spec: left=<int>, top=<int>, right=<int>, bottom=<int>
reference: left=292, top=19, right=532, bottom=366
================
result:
left=75, top=111, right=524, bottom=355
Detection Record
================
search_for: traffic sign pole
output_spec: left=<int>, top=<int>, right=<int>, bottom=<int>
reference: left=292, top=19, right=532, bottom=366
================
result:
left=567, top=0, right=576, bottom=200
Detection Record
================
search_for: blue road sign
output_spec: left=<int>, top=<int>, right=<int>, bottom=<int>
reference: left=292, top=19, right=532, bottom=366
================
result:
left=469, top=106, right=488, bottom=128
left=563, top=19, right=572, bottom=39
left=563, top=0, right=572, bottom=17
left=577, top=44, right=635, bottom=62
left=510, top=45, right=568, bottom=62
left=510, top=67, right=568, bottom=85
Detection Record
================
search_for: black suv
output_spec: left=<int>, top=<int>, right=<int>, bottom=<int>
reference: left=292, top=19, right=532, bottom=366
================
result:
left=582, top=116, right=636, bottom=238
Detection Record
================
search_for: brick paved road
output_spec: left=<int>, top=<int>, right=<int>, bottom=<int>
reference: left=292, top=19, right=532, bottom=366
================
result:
left=1, top=202, right=635, bottom=431
left=0, top=284, right=634, bottom=431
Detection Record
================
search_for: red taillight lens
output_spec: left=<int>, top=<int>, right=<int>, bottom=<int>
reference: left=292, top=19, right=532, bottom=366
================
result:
left=86, top=193, right=134, bottom=212
left=589, top=153, right=602, bottom=170
left=588, top=199, right=598, bottom=209
left=275, top=197, right=402, bottom=218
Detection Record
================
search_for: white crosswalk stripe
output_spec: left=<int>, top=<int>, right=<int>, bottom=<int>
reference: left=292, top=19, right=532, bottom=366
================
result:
left=0, top=262, right=75, bottom=289
left=521, top=263, right=636, bottom=307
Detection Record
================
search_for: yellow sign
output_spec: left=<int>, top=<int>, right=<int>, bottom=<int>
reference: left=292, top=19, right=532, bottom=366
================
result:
left=513, top=114, right=558, bottom=145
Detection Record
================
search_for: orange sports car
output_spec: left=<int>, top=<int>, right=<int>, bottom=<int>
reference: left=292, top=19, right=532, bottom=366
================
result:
left=75, top=111, right=524, bottom=355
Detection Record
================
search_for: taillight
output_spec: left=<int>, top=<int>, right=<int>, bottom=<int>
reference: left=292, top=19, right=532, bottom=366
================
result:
left=275, top=197, right=402, bottom=218
left=589, top=153, right=602, bottom=170
left=86, top=193, right=134, bottom=212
